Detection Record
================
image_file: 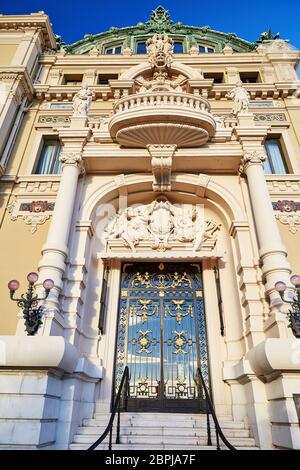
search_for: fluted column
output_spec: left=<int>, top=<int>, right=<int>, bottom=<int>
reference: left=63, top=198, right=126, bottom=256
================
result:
left=36, top=122, right=91, bottom=336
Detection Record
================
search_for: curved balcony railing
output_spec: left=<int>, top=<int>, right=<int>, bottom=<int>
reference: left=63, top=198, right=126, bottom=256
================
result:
left=113, top=91, right=211, bottom=114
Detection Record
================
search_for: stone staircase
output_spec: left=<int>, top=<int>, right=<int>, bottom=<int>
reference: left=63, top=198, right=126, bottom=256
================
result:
left=70, top=412, right=258, bottom=450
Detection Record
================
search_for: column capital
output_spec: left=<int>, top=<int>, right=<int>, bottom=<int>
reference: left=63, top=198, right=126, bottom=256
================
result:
left=239, top=149, right=266, bottom=174
left=59, top=151, right=85, bottom=174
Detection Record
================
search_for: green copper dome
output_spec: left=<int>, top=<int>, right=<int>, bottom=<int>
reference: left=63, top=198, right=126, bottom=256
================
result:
left=64, top=6, right=256, bottom=54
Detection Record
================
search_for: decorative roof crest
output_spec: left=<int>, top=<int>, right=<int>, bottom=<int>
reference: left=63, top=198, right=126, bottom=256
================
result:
left=147, top=6, right=173, bottom=32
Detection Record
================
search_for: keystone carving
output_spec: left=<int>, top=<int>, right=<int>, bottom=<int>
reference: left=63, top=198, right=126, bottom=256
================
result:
left=147, top=144, right=177, bottom=192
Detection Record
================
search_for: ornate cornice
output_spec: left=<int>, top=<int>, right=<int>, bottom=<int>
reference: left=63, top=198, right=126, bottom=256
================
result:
left=0, top=67, right=34, bottom=100
left=0, top=13, right=56, bottom=49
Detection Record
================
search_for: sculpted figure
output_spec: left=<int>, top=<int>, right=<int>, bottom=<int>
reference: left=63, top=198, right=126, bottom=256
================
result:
left=72, top=85, right=93, bottom=117
left=226, top=81, right=250, bottom=115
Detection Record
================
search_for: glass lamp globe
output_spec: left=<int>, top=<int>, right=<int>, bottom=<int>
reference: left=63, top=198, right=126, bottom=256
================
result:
left=290, top=275, right=300, bottom=287
left=275, top=281, right=287, bottom=293
left=27, top=272, right=39, bottom=284
left=8, top=280, right=20, bottom=292
left=43, top=279, right=54, bottom=290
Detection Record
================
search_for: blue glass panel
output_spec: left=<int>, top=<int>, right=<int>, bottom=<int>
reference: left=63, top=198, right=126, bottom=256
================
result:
left=137, top=42, right=147, bottom=54
left=264, top=139, right=287, bottom=174
left=35, top=142, right=61, bottom=174
left=199, top=46, right=206, bottom=53
left=105, top=48, right=113, bottom=54
left=174, top=42, right=183, bottom=53
left=115, top=46, right=122, bottom=54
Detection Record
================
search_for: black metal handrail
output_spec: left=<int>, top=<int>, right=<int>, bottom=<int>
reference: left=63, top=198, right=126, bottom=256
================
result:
left=196, top=367, right=237, bottom=450
left=87, top=366, right=130, bottom=451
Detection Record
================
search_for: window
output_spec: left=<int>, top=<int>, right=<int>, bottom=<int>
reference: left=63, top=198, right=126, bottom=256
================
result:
left=264, top=139, right=288, bottom=174
left=34, top=140, right=62, bottom=174
left=137, top=42, right=147, bottom=54
left=98, top=74, right=118, bottom=85
left=203, top=72, right=224, bottom=83
left=105, top=45, right=122, bottom=55
left=174, top=42, right=184, bottom=53
left=239, top=72, right=260, bottom=83
left=199, top=45, right=215, bottom=53
left=62, top=74, right=83, bottom=85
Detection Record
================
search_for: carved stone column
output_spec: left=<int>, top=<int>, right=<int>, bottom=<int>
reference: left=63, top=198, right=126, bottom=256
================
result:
left=147, top=144, right=177, bottom=192
left=35, top=123, right=92, bottom=336
left=237, top=121, right=292, bottom=336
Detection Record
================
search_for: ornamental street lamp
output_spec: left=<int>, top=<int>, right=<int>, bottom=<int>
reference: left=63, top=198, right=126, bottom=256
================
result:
left=8, top=272, right=54, bottom=336
left=275, top=275, right=300, bottom=338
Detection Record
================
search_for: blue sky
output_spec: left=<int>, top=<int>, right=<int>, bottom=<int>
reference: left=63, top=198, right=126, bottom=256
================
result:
left=0, top=0, right=299, bottom=48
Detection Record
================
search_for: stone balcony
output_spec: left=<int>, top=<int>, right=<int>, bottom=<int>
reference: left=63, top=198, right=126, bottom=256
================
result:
left=109, top=91, right=216, bottom=148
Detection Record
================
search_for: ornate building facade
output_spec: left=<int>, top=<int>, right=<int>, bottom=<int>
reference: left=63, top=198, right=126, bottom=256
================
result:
left=0, top=7, right=300, bottom=450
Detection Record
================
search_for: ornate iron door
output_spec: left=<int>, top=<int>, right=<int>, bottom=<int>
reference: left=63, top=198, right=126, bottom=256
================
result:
left=115, top=262, right=209, bottom=412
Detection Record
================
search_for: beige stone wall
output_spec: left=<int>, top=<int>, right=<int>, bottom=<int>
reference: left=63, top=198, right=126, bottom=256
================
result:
left=0, top=209, right=50, bottom=334
left=0, top=44, right=18, bottom=65
left=277, top=222, right=300, bottom=275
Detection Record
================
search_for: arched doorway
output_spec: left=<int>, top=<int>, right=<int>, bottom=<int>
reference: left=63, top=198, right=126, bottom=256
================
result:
left=114, top=262, right=209, bottom=412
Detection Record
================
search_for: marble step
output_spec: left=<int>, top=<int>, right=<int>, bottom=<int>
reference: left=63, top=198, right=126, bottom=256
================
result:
left=93, top=412, right=232, bottom=421
left=70, top=443, right=223, bottom=450
left=83, top=418, right=246, bottom=430
left=70, top=442, right=259, bottom=451
left=72, top=433, right=256, bottom=447
left=76, top=426, right=251, bottom=438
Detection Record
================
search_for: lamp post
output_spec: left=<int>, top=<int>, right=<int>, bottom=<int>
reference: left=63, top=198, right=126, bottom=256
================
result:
left=8, top=272, right=54, bottom=336
left=275, top=275, right=300, bottom=338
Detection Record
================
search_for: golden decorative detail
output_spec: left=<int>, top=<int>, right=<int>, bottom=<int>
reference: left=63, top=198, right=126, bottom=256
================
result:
left=132, top=271, right=151, bottom=288
left=195, top=291, right=203, bottom=298
left=137, top=330, right=152, bottom=353
left=173, top=271, right=192, bottom=288
left=130, top=299, right=159, bottom=323
left=171, top=330, right=192, bottom=355
left=121, top=289, right=128, bottom=298
left=165, top=300, right=193, bottom=324
left=159, top=290, right=165, bottom=297
left=158, top=263, right=165, bottom=271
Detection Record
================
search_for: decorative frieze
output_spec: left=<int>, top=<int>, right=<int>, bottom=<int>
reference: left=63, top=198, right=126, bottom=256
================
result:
left=254, top=113, right=287, bottom=122
left=267, top=178, right=300, bottom=195
left=7, top=198, right=55, bottom=233
left=38, top=115, right=71, bottom=124
left=272, top=200, right=300, bottom=234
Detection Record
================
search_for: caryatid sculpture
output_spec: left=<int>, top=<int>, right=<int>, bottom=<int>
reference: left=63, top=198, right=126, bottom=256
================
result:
left=226, top=81, right=250, bottom=115
left=72, top=85, right=93, bottom=117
